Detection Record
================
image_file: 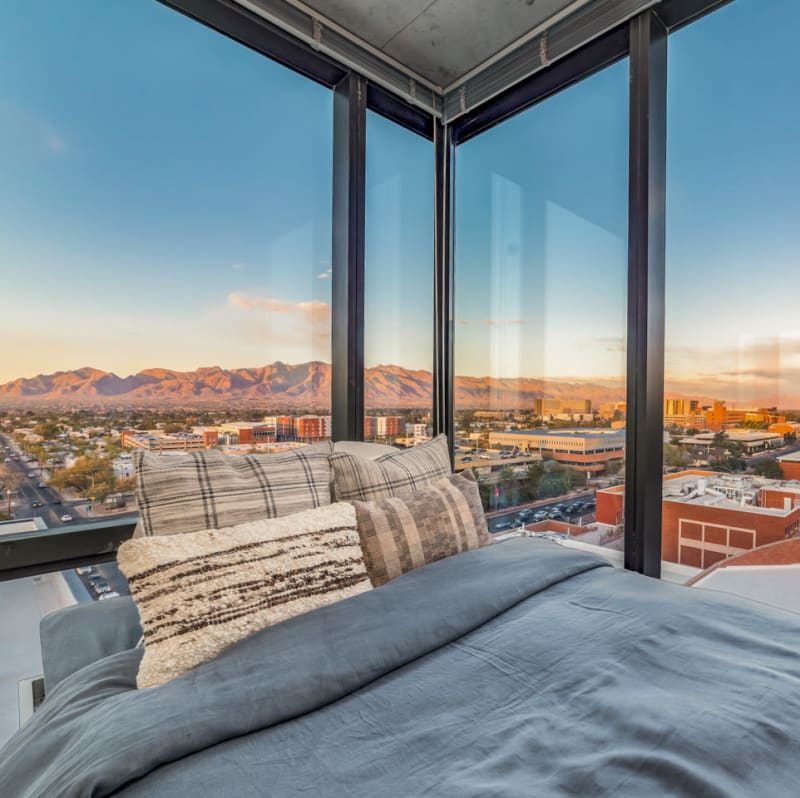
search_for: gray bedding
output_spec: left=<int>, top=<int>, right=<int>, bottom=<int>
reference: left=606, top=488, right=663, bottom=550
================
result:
left=2, top=537, right=799, bottom=797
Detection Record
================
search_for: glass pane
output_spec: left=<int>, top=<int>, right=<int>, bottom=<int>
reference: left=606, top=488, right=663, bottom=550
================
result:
left=454, top=61, right=629, bottom=545
left=0, top=0, right=333, bottom=546
left=364, top=111, right=434, bottom=445
left=663, top=0, right=800, bottom=582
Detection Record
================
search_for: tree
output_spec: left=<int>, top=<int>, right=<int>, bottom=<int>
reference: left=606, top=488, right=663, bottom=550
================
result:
left=49, top=455, right=117, bottom=500
left=664, top=444, right=689, bottom=470
left=752, top=459, right=782, bottom=479
left=33, top=421, right=60, bottom=440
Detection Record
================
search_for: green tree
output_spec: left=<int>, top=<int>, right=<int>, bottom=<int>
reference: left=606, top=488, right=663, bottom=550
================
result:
left=33, top=421, right=60, bottom=440
left=664, top=443, right=689, bottom=470
left=50, top=455, right=117, bottom=500
left=752, top=459, right=782, bottom=479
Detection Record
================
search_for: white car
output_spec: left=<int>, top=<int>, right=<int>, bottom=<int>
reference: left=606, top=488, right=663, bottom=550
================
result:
left=98, top=591, right=121, bottom=601
left=60, top=514, right=73, bottom=522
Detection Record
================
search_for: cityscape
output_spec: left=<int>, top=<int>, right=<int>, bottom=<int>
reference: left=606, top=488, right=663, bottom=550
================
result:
left=3, top=357, right=800, bottom=590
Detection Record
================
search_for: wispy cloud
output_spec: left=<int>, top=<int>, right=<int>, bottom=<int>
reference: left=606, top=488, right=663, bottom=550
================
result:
left=317, top=268, right=332, bottom=279
left=227, top=292, right=330, bottom=319
left=230, top=263, right=245, bottom=271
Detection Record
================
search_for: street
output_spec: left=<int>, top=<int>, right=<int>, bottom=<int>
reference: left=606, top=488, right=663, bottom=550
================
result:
left=1, top=432, right=137, bottom=529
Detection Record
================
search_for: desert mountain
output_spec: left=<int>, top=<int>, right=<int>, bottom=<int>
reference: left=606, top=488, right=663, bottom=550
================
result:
left=0, top=362, right=626, bottom=409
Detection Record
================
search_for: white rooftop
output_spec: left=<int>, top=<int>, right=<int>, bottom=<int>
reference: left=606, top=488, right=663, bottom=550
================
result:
left=692, top=565, right=800, bottom=615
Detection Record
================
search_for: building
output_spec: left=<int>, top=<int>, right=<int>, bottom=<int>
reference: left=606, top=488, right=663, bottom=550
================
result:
left=769, top=421, right=800, bottom=439
left=663, top=398, right=707, bottom=429
left=777, top=451, right=800, bottom=480
left=292, top=415, right=331, bottom=441
left=679, top=428, right=783, bottom=453
left=263, top=416, right=294, bottom=441
left=597, top=470, right=800, bottom=570
left=121, top=430, right=206, bottom=452
left=533, top=398, right=592, bottom=417
left=365, top=416, right=402, bottom=439
left=212, top=422, right=274, bottom=446
left=488, top=429, right=624, bottom=474
left=704, top=401, right=784, bottom=432
left=598, top=401, right=626, bottom=421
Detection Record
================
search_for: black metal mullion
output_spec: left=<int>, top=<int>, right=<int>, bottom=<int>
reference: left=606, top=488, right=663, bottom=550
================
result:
left=331, top=73, right=366, bottom=442
left=624, top=9, right=667, bottom=577
left=433, top=120, right=455, bottom=463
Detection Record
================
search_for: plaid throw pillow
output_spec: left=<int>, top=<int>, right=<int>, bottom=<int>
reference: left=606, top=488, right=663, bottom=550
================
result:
left=118, top=502, right=370, bottom=688
left=134, top=443, right=332, bottom=537
left=330, top=434, right=451, bottom=502
left=351, top=472, right=490, bottom=587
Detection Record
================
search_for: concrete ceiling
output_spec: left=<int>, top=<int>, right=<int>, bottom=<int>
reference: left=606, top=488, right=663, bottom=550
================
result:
left=299, top=0, right=583, bottom=88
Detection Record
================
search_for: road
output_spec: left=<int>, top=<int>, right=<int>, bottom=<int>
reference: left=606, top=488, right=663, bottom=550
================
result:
left=485, top=492, right=597, bottom=533
left=2, top=433, right=133, bottom=598
left=1, top=432, right=137, bottom=530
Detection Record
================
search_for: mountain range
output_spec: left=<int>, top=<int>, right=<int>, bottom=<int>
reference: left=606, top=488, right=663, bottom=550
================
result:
left=0, top=362, right=627, bottom=410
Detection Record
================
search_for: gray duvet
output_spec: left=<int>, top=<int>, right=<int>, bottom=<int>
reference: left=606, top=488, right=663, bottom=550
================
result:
left=2, top=537, right=799, bottom=797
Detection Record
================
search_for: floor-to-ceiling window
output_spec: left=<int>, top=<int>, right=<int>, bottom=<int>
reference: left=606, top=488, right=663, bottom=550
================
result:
left=455, top=60, right=629, bottom=541
left=364, top=111, right=433, bottom=446
left=661, top=0, right=800, bottom=575
left=0, top=0, right=333, bottom=744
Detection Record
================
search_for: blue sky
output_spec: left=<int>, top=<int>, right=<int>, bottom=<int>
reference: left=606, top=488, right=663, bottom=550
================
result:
left=665, top=0, right=800, bottom=405
left=0, top=0, right=334, bottom=382
left=1, top=0, right=798, bottom=405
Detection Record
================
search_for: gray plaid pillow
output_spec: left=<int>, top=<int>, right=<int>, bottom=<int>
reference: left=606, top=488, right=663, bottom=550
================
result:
left=351, top=472, right=490, bottom=587
left=330, top=434, right=451, bottom=502
left=134, top=443, right=333, bottom=537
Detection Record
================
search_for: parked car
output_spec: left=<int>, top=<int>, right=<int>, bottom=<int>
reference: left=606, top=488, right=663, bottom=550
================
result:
left=493, top=520, right=512, bottom=532
left=533, top=510, right=548, bottom=521
left=93, top=582, right=112, bottom=594
left=98, top=591, right=121, bottom=601
left=28, top=472, right=36, bottom=478
left=31, top=500, right=43, bottom=508
left=51, top=497, right=62, bottom=504
left=76, top=566, right=95, bottom=576
left=88, top=573, right=105, bottom=583
left=37, top=482, right=46, bottom=489
left=60, top=514, right=73, bottom=522
left=478, top=454, right=491, bottom=460
left=517, top=509, right=533, bottom=521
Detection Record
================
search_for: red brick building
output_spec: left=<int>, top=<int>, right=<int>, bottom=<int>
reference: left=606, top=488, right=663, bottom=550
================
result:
left=596, top=470, right=800, bottom=570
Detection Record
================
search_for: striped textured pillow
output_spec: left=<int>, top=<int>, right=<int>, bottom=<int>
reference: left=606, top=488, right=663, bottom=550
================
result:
left=133, top=443, right=332, bottom=537
left=117, top=502, right=370, bottom=688
left=351, top=472, right=491, bottom=587
left=331, top=434, right=451, bottom=502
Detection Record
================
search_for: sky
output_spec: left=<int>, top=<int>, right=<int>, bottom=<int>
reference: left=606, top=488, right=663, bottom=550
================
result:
left=1, top=0, right=798, bottom=405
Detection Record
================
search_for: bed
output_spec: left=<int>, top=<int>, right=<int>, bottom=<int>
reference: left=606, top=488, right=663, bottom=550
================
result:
left=1, top=536, right=798, bottom=797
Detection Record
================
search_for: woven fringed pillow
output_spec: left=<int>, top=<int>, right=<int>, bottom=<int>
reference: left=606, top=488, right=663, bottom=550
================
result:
left=133, top=442, right=333, bottom=537
left=117, top=502, right=370, bottom=688
left=330, top=434, right=451, bottom=502
left=351, top=471, right=490, bottom=587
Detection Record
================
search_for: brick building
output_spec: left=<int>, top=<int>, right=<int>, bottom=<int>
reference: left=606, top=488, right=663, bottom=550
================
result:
left=596, top=470, right=800, bottom=570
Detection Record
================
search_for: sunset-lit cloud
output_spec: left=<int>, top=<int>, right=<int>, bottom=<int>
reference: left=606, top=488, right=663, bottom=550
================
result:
left=227, top=292, right=330, bottom=319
